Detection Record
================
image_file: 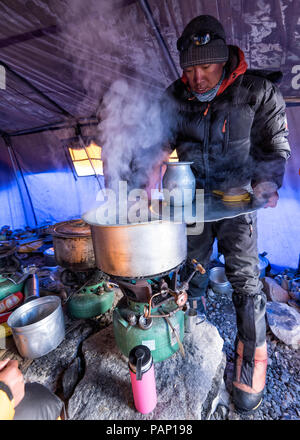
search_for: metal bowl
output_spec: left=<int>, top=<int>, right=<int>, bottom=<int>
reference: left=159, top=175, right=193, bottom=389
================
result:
left=209, top=266, right=233, bottom=295
left=7, top=296, right=65, bottom=359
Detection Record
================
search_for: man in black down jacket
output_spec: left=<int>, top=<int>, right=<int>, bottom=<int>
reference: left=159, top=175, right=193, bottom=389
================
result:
left=162, top=15, right=291, bottom=414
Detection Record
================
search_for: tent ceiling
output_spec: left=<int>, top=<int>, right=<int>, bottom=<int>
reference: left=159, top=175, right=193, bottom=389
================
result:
left=0, top=0, right=300, bottom=136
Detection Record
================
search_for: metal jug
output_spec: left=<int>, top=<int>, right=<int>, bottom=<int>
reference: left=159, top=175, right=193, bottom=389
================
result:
left=161, top=161, right=195, bottom=206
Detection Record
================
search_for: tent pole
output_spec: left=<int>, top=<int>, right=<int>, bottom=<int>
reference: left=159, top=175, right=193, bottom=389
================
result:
left=0, top=61, right=73, bottom=118
left=138, top=0, right=180, bottom=80
left=9, top=118, right=99, bottom=137
left=4, top=136, right=30, bottom=228
left=0, top=25, right=58, bottom=49
left=3, top=135, right=38, bottom=228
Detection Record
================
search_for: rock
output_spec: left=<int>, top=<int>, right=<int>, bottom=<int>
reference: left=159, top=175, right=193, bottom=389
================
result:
left=228, top=403, right=242, bottom=420
left=266, top=302, right=300, bottom=347
left=24, top=318, right=98, bottom=392
left=287, top=299, right=300, bottom=313
left=206, top=377, right=230, bottom=420
left=216, top=404, right=228, bottom=419
left=207, top=288, right=216, bottom=299
left=62, top=357, right=82, bottom=400
left=288, top=289, right=300, bottom=301
left=262, top=277, right=290, bottom=303
left=67, top=320, right=226, bottom=420
left=281, top=372, right=290, bottom=384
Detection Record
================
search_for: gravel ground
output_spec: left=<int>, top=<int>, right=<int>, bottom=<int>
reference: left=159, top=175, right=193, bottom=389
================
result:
left=204, top=287, right=300, bottom=420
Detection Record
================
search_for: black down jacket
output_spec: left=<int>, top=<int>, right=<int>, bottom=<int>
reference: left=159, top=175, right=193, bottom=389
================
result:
left=163, top=46, right=291, bottom=191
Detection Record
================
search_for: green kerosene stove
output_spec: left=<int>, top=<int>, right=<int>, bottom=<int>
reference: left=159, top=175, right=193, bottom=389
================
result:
left=68, top=277, right=114, bottom=319
left=82, top=205, right=205, bottom=364
left=66, top=270, right=115, bottom=319
left=112, top=262, right=203, bottom=363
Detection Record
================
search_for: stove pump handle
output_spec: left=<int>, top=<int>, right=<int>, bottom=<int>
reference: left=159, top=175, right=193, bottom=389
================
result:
left=191, top=259, right=206, bottom=274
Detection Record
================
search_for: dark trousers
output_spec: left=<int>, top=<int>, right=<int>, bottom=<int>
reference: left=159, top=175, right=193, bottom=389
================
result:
left=185, top=212, right=267, bottom=386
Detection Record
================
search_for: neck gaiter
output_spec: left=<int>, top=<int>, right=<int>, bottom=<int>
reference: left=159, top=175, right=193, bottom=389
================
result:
left=192, top=69, right=225, bottom=102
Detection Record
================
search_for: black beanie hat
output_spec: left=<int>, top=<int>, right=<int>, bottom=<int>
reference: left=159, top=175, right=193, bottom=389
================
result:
left=177, top=15, right=229, bottom=69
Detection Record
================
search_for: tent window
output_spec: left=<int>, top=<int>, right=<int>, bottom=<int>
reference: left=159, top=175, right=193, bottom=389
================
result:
left=169, top=149, right=178, bottom=162
left=68, top=141, right=103, bottom=176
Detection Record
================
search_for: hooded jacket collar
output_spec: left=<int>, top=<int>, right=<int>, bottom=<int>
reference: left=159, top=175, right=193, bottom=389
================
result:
left=217, top=46, right=248, bottom=95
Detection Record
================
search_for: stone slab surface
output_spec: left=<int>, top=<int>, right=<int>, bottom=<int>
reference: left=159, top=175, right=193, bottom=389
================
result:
left=67, top=319, right=226, bottom=420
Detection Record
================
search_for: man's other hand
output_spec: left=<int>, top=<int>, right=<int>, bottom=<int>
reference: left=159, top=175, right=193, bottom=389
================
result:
left=262, top=191, right=279, bottom=208
left=252, top=181, right=279, bottom=208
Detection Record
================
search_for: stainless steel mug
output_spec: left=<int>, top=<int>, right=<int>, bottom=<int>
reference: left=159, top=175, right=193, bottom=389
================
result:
left=184, top=308, right=205, bottom=333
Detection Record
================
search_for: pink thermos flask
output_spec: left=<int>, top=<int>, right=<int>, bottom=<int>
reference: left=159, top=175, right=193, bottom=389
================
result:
left=128, top=345, right=157, bottom=414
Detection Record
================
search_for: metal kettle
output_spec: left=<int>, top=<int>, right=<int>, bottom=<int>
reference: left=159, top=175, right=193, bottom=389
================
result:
left=161, top=161, right=196, bottom=206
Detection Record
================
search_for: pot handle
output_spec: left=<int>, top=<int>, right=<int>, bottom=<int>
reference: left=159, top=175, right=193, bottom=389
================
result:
left=114, top=308, right=129, bottom=329
left=159, top=164, right=163, bottom=192
left=159, top=163, right=168, bottom=192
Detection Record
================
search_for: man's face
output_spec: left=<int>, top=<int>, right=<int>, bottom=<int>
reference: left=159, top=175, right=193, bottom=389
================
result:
left=183, top=62, right=225, bottom=94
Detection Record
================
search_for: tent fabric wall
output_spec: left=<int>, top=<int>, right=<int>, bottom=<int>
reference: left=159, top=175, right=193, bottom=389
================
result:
left=1, top=0, right=300, bottom=137
left=278, top=107, right=300, bottom=200
left=257, top=107, right=300, bottom=269
left=7, top=128, right=104, bottom=228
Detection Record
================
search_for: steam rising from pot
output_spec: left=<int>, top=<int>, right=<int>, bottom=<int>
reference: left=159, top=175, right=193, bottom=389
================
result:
left=98, top=79, right=171, bottom=194
left=59, top=0, right=172, bottom=194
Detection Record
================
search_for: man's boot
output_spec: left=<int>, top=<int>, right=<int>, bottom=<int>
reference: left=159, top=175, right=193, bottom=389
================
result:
left=232, top=339, right=268, bottom=413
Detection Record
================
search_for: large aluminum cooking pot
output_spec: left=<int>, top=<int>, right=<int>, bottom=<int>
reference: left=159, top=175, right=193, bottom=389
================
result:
left=82, top=208, right=187, bottom=279
left=7, top=296, right=65, bottom=359
left=51, top=219, right=96, bottom=271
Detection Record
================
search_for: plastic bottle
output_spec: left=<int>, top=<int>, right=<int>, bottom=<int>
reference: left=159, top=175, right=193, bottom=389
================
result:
left=128, top=345, right=157, bottom=414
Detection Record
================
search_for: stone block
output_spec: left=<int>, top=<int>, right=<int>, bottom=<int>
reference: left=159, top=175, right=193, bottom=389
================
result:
left=262, top=277, right=290, bottom=303
left=67, top=320, right=226, bottom=420
left=266, top=301, right=300, bottom=347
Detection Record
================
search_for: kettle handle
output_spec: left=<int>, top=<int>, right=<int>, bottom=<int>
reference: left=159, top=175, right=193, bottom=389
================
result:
left=159, top=162, right=168, bottom=192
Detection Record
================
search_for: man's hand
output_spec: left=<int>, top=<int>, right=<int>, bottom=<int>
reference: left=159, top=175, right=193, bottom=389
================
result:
left=262, top=191, right=279, bottom=208
left=252, top=181, right=279, bottom=208
left=0, top=359, right=25, bottom=407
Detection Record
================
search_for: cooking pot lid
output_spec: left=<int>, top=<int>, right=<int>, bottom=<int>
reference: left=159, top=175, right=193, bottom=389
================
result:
left=53, top=220, right=91, bottom=237
left=150, top=193, right=266, bottom=224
